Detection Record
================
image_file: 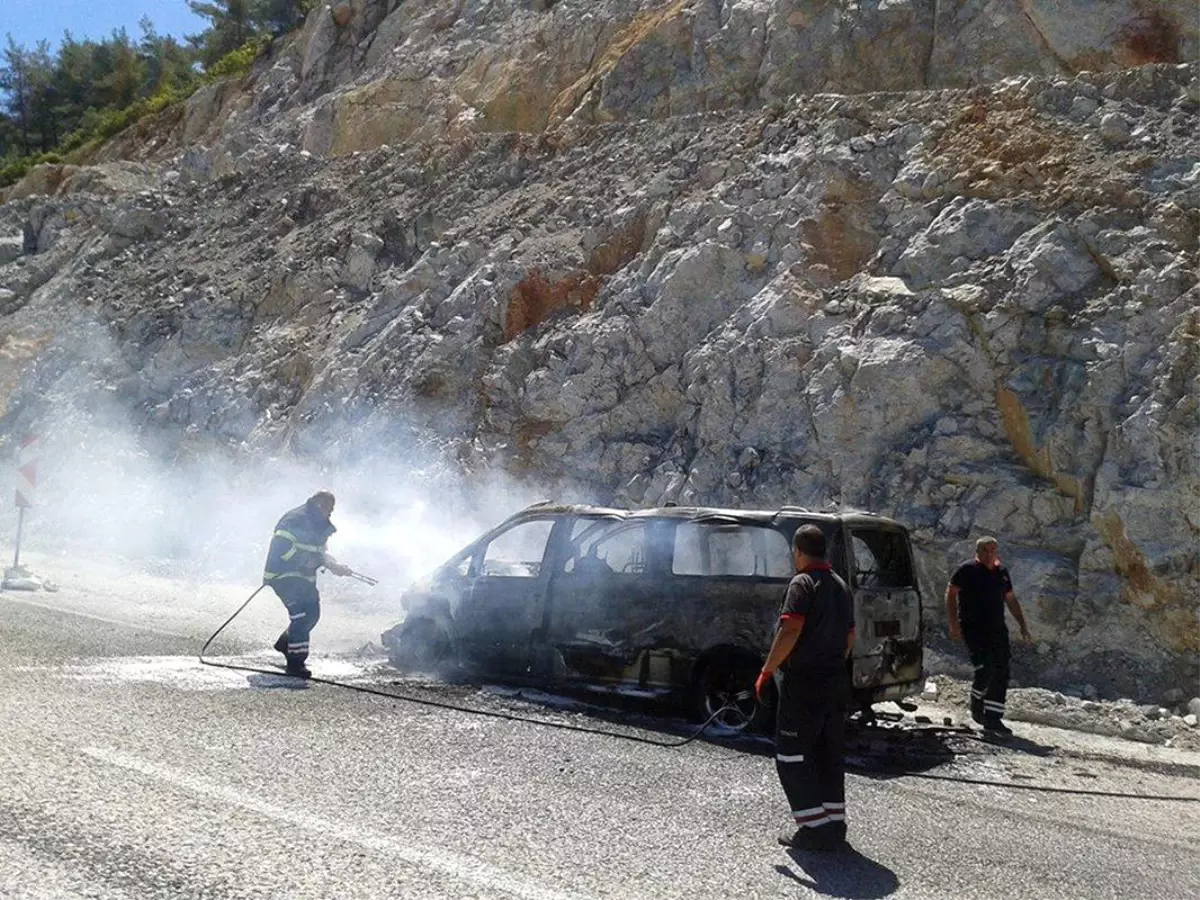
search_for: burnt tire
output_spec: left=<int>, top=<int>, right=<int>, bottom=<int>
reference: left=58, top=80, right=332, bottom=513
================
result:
left=690, top=653, right=774, bottom=734
left=385, top=617, right=454, bottom=674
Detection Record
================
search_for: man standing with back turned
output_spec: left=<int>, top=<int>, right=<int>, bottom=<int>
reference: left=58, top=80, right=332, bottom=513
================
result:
left=945, top=536, right=1032, bottom=737
left=263, top=490, right=352, bottom=678
left=756, top=524, right=856, bottom=851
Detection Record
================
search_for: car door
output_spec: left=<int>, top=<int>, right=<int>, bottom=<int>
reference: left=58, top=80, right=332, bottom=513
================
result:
left=547, top=517, right=661, bottom=684
left=847, top=525, right=923, bottom=692
left=458, top=517, right=557, bottom=677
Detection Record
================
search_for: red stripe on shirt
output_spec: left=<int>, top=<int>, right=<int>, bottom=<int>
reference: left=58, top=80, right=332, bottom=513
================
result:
left=779, top=613, right=806, bottom=624
left=800, top=562, right=833, bottom=573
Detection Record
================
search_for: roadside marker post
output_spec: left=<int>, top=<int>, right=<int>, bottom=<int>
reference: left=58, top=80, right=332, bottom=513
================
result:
left=12, top=434, right=37, bottom=570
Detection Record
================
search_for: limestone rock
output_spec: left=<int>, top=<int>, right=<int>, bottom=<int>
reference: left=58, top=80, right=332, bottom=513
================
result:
left=0, top=236, right=22, bottom=266
left=0, top=6, right=1195, bottom=704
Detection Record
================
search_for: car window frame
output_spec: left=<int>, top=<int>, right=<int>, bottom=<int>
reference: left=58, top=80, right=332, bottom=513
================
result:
left=471, top=516, right=559, bottom=580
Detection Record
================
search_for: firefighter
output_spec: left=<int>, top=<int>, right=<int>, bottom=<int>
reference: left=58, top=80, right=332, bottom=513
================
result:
left=756, top=524, right=856, bottom=851
left=264, top=490, right=352, bottom=677
left=945, top=536, right=1033, bottom=737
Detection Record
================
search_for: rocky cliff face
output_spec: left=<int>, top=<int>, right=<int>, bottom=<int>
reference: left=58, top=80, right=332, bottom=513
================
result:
left=0, top=1, right=1197, bottom=699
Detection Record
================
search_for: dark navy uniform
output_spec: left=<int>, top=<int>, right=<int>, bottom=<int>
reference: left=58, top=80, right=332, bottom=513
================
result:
left=263, top=499, right=336, bottom=672
left=774, top=563, right=855, bottom=844
left=950, top=559, right=1013, bottom=725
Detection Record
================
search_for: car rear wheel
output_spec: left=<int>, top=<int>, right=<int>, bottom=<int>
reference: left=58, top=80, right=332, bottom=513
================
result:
left=691, top=654, right=772, bottom=734
left=387, top=617, right=454, bottom=674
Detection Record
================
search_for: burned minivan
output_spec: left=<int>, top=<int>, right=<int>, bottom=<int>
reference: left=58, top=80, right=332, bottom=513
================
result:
left=382, top=503, right=922, bottom=727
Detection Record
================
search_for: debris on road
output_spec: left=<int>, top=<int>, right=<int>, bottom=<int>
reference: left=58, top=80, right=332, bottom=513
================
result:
left=2, top=564, right=59, bottom=592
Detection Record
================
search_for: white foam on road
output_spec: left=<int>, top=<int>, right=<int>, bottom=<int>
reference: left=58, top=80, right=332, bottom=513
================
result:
left=13, top=655, right=382, bottom=692
left=81, top=746, right=593, bottom=900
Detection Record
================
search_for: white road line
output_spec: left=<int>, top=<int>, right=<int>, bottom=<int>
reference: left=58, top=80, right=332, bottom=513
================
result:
left=81, top=746, right=590, bottom=900
left=0, top=594, right=196, bottom=640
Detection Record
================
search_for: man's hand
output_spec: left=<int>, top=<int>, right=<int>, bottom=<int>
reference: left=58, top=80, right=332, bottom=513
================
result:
left=755, top=669, right=773, bottom=701
left=1019, top=625, right=1033, bottom=644
left=948, top=622, right=962, bottom=642
left=326, top=562, right=353, bottom=577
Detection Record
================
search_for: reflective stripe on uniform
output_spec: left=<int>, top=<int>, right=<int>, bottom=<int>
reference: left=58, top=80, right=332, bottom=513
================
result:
left=263, top=571, right=316, bottom=583
left=776, top=752, right=806, bottom=763
left=289, top=612, right=307, bottom=621
left=793, top=807, right=830, bottom=827
left=274, top=529, right=325, bottom=562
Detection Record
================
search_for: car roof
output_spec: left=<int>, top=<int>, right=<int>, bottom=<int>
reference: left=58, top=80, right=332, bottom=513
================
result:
left=510, top=501, right=909, bottom=531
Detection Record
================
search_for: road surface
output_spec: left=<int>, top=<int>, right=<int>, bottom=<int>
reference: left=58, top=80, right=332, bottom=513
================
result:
left=1, top=556, right=1197, bottom=899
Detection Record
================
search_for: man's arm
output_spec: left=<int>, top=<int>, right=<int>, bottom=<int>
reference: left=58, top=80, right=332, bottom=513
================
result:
left=945, top=584, right=962, bottom=641
left=845, top=625, right=856, bottom=659
left=755, top=617, right=804, bottom=699
left=322, top=551, right=352, bottom=577
left=763, top=618, right=805, bottom=674
left=1004, top=591, right=1032, bottom=642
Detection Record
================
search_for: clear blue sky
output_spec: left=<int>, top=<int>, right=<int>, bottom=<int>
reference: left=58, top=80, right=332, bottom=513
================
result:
left=4, top=1, right=207, bottom=50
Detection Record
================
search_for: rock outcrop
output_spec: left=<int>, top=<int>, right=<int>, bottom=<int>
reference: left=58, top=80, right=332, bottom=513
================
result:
left=0, top=2, right=1196, bottom=700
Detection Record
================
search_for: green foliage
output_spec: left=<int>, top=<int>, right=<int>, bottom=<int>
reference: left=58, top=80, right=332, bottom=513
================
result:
left=0, top=148, right=65, bottom=186
left=205, top=35, right=270, bottom=81
left=0, top=0, right=302, bottom=188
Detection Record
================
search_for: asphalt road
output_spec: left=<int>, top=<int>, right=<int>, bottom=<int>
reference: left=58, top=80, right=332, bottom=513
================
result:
left=1, top=580, right=1198, bottom=900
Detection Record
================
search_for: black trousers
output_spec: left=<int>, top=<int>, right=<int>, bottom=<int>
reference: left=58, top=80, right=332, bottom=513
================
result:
left=774, top=671, right=848, bottom=838
left=272, top=579, right=321, bottom=666
left=965, top=628, right=1010, bottom=723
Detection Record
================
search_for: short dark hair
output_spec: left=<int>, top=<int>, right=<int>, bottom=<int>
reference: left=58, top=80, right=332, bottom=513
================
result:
left=792, top=524, right=826, bottom=558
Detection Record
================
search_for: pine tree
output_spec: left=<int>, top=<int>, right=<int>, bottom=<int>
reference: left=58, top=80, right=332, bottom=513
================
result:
left=187, top=0, right=255, bottom=69
left=0, top=37, right=49, bottom=155
left=253, top=0, right=316, bottom=35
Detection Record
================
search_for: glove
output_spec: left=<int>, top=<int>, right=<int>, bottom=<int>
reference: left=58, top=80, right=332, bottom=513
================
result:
left=755, top=669, right=773, bottom=701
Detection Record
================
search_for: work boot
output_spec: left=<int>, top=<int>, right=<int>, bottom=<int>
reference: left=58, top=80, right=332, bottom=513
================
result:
left=273, top=633, right=288, bottom=657
left=285, top=661, right=312, bottom=679
left=983, top=718, right=1013, bottom=738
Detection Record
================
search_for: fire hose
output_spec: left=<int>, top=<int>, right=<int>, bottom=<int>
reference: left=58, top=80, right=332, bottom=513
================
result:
left=198, top=583, right=1199, bottom=802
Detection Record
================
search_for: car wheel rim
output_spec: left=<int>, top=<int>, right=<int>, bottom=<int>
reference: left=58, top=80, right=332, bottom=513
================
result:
left=703, top=668, right=756, bottom=730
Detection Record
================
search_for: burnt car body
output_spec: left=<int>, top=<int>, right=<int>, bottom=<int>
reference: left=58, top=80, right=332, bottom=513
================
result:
left=382, top=502, right=923, bottom=726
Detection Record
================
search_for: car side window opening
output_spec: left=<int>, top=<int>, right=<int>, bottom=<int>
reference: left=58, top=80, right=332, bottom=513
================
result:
left=850, top=528, right=915, bottom=588
left=671, top=523, right=793, bottom=578
left=564, top=521, right=648, bottom=576
left=480, top=519, right=555, bottom=578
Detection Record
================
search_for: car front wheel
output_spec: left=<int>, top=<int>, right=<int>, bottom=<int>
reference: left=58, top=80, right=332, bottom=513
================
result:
left=691, top=654, right=773, bottom=734
left=386, top=616, right=455, bottom=674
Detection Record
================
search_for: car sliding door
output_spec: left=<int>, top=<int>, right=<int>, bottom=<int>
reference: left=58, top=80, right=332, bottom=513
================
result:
left=669, top=519, right=794, bottom=654
left=546, top=517, right=662, bottom=685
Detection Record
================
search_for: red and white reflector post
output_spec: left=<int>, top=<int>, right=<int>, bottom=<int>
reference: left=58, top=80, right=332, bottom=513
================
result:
left=12, top=434, right=37, bottom=569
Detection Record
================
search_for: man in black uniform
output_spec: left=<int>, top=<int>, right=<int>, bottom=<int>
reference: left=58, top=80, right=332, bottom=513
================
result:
left=945, top=536, right=1032, bottom=737
left=263, top=491, right=351, bottom=677
left=756, top=525, right=856, bottom=851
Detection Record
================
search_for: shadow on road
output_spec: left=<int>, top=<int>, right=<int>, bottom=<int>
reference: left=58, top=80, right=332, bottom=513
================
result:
left=375, top=675, right=1007, bottom=773
left=776, top=844, right=900, bottom=898
left=980, top=733, right=1056, bottom=757
left=246, top=673, right=310, bottom=690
